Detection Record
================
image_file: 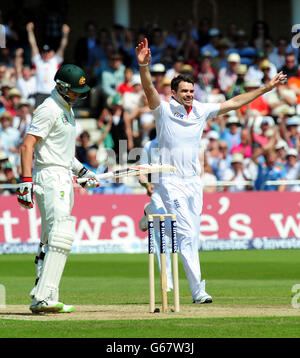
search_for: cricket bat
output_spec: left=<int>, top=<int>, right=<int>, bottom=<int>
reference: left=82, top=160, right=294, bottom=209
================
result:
left=76, top=163, right=177, bottom=184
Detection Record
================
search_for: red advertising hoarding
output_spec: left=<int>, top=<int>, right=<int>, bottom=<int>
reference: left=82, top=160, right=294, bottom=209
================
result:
left=1, top=192, right=300, bottom=253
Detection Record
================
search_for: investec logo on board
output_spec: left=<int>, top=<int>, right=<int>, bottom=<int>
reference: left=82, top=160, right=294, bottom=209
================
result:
left=160, top=221, right=166, bottom=253
left=148, top=221, right=155, bottom=254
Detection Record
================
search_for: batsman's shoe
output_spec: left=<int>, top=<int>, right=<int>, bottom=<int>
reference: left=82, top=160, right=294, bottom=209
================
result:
left=30, top=299, right=64, bottom=313
left=58, top=304, right=75, bottom=313
left=193, top=280, right=213, bottom=304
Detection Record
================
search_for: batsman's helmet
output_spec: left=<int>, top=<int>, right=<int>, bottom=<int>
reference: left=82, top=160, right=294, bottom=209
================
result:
left=54, top=64, right=90, bottom=95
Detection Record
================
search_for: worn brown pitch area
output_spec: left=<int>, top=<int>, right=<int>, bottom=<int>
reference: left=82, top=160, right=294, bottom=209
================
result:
left=0, top=304, right=300, bottom=321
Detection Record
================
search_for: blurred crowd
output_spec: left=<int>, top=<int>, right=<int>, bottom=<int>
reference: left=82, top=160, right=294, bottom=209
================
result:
left=1, top=1, right=300, bottom=194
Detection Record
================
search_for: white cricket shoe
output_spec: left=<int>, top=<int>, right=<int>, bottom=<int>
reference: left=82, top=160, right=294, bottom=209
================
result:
left=193, top=280, right=213, bottom=304
left=58, top=304, right=75, bottom=313
left=30, top=299, right=64, bottom=313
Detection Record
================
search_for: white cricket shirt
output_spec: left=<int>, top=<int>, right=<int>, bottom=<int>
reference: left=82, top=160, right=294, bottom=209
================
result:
left=152, top=97, right=220, bottom=178
left=27, top=88, right=76, bottom=169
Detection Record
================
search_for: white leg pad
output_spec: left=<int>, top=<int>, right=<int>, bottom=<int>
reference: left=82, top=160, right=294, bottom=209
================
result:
left=33, top=216, right=76, bottom=302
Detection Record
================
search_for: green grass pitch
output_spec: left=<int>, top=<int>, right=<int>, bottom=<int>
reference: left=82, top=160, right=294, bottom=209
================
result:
left=0, top=249, right=300, bottom=338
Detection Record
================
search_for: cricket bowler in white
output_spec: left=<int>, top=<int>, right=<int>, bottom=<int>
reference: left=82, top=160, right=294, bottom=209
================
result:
left=17, top=64, right=99, bottom=313
left=139, top=134, right=174, bottom=291
left=136, top=38, right=286, bottom=303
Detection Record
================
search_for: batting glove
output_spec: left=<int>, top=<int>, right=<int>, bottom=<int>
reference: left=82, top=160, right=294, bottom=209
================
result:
left=77, top=167, right=100, bottom=189
left=17, top=177, right=34, bottom=209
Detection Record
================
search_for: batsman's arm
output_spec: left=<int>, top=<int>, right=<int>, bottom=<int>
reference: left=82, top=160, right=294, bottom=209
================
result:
left=218, top=72, right=287, bottom=116
left=136, top=38, right=161, bottom=110
left=20, top=134, right=41, bottom=177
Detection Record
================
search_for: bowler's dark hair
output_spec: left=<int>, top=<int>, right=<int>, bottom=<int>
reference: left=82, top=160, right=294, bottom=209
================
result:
left=171, top=75, right=194, bottom=92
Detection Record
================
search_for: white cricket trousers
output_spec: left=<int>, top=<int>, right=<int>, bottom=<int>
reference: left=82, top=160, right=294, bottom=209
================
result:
left=158, top=175, right=203, bottom=299
left=149, top=189, right=173, bottom=290
left=33, top=165, right=74, bottom=244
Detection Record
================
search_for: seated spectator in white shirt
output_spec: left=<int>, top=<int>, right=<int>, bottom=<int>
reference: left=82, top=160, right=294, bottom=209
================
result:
left=245, top=53, right=277, bottom=84
left=218, top=53, right=240, bottom=94
left=222, top=153, right=253, bottom=192
left=285, top=148, right=300, bottom=191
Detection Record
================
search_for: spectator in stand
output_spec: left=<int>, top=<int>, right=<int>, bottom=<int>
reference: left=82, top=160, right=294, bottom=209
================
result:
left=5, top=88, right=22, bottom=117
left=105, top=93, right=134, bottom=160
left=264, top=80, right=297, bottom=117
left=123, top=74, right=143, bottom=113
left=165, top=55, right=185, bottom=79
left=245, top=52, right=277, bottom=83
left=201, top=28, right=221, bottom=57
left=239, top=80, right=269, bottom=116
left=185, top=40, right=202, bottom=77
left=76, top=131, right=96, bottom=164
left=254, top=149, right=286, bottom=191
left=226, top=64, right=247, bottom=99
left=205, top=130, right=221, bottom=171
left=165, top=18, right=186, bottom=49
left=0, top=63, right=15, bottom=87
left=280, top=116, right=300, bottom=150
left=201, top=153, right=218, bottom=193
left=269, top=38, right=289, bottom=71
left=218, top=53, right=240, bottom=94
left=224, top=23, right=238, bottom=48
left=116, top=67, right=134, bottom=95
left=74, top=21, right=98, bottom=70
left=14, top=48, right=37, bottom=107
left=12, top=99, right=32, bottom=145
left=275, top=140, right=288, bottom=165
left=250, top=20, right=270, bottom=53
left=1, top=161, right=21, bottom=195
left=231, top=128, right=252, bottom=158
left=227, top=29, right=257, bottom=66
left=197, top=54, right=219, bottom=100
left=150, top=63, right=166, bottom=94
left=0, top=80, right=14, bottom=108
left=149, top=27, right=167, bottom=65
left=222, top=153, right=252, bottom=192
left=118, top=28, right=139, bottom=70
left=88, top=27, right=112, bottom=70
left=0, top=111, right=20, bottom=170
left=26, top=22, right=70, bottom=107
left=213, top=140, right=232, bottom=180
left=251, top=116, right=275, bottom=149
left=280, top=52, right=298, bottom=79
left=159, top=77, right=172, bottom=103
left=285, top=148, right=300, bottom=191
left=211, top=39, right=230, bottom=72
left=220, top=115, right=242, bottom=151
left=101, top=52, right=125, bottom=98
